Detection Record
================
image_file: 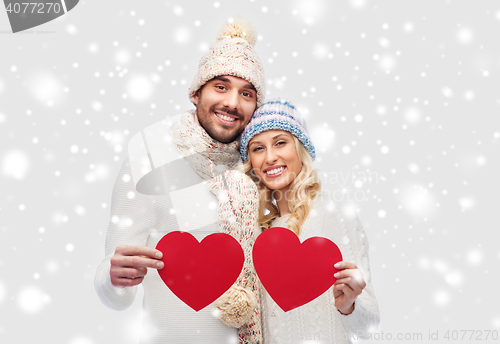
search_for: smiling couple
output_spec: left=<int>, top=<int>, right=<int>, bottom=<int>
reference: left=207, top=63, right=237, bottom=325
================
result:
left=95, top=17, right=379, bottom=344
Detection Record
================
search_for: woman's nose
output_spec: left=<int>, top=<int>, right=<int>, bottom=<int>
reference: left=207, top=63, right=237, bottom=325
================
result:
left=265, top=148, right=278, bottom=164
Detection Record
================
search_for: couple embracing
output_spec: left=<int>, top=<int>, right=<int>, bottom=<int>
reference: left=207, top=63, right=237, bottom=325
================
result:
left=95, top=17, right=380, bottom=344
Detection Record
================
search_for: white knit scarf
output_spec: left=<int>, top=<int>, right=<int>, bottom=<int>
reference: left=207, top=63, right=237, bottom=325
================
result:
left=171, top=110, right=262, bottom=344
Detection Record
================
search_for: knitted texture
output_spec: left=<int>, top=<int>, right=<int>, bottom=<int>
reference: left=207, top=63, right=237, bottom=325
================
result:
left=214, top=284, right=257, bottom=328
left=94, top=157, right=240, bottom=343
left=188, top=16, right=265, bottom=107
left=260, top=193, right=380, bottom=343
left=240, top=98, right=316, bottom=162
left=172, top=110, right=263, bottom=344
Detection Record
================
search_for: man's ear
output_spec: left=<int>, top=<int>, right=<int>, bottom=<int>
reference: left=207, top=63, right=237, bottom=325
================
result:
left=192, top=89, right=200, bottom=106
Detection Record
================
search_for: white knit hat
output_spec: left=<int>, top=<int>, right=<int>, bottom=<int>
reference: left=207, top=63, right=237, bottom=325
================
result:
left=188, top=16, right=266, bottom=107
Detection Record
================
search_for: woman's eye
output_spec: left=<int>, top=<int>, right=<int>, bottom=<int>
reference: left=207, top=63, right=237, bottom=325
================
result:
left=252, top=147, right=263, bottom=152
left=276, top=141, right=286, bottom=146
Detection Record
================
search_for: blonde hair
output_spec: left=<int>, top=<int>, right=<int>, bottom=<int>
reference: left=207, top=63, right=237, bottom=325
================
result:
left=244, top=136, right=321, bottom=235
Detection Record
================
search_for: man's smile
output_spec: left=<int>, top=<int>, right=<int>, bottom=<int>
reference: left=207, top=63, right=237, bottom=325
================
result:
left=214, top=110, right=239, bottom=126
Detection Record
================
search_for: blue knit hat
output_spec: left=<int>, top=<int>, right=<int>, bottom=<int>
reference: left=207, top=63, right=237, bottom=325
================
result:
left=240, top=98, right=316, bottom=163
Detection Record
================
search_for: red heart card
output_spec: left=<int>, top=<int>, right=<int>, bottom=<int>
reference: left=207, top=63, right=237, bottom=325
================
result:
left=156, top=231, right=244, bottom=311
left=253, top=227, right=343, bottom=312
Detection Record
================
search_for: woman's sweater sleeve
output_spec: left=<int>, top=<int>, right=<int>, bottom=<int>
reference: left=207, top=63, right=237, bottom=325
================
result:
left=94, top=158, right=156, bottom=311
left=333, top=205, right=381, bottom=339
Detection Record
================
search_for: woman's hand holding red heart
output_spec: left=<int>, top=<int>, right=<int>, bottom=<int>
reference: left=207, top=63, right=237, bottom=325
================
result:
left=332, top=261, right=366, bottom=315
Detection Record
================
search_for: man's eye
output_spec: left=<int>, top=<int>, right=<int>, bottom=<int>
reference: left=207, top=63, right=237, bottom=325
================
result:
left=216, top=86, right=226, bottom=90
left=242, top=92, right=253, bottom=97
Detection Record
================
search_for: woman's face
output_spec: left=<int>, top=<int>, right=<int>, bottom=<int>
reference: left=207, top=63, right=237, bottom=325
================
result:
left=248, top=130, right=302, bottom=193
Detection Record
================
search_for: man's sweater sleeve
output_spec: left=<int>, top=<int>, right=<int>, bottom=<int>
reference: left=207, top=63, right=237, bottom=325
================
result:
left=333, top=207, right=381, bottom=339
left=94, top=158, right=155, bottom=310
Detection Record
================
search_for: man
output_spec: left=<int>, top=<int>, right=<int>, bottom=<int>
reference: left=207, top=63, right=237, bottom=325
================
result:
left=94, top=17, right=264, bottom=344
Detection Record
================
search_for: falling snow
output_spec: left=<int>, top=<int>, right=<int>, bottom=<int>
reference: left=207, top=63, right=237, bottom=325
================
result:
left=433, top=289, right=451, bottom=307
left=2, top=150, right=30, bottom=180
left=0, top=280, right=6, bottom=304
left=399, top=185, right=437, bottom=218
left=17, top=287, right=51, bottom=314
left=466, top=249, right=483, bottom=265
left=114, top=48, right=132, bottom=65
left=404, top=107, right=421, bottom=124
left=173, top=27, right=192, bottom=44
left=69, top=338, right=95, bottom=344
left=444, top=270, right=464, bottom=287
left=456, top=27, right=474, bottom=45
left=310, top=125, right=335, bottom=154
left=126, top=74, right=155, bottom=102
left=26, top=71, right=65, bottom=106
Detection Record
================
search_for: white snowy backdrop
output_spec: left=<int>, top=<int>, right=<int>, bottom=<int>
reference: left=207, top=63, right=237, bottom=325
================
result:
left=1, top=0, right=499, bottom=343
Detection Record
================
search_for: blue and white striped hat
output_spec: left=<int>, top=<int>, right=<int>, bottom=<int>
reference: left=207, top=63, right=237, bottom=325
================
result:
left=240, top=98, right=316, bottom=163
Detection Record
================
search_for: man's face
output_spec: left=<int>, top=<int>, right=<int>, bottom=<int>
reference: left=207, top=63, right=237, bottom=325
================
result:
left=193, top=75, right=257, bottom=143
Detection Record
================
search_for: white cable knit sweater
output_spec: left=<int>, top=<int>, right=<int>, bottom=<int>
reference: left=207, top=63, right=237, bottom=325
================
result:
left=260, top=193, right=380, bottom=344
left=95, top=112, right=262, bottom=343
left=94, top=158, right=241, bottom=344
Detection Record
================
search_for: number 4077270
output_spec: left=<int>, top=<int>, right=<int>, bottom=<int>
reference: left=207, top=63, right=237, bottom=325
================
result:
left=6, top=3, right=62, bottom=14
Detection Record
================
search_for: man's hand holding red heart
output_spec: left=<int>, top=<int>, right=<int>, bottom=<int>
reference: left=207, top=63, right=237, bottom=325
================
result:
left=110, top=245, right=164, bottom=288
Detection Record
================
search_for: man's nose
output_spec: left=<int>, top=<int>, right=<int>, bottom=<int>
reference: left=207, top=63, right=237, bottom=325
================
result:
left=222, top=89, right=239, bottom=110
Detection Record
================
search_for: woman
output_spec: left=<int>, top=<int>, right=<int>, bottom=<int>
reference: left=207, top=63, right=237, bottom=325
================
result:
left=240, top=98, right=380, bottom=343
